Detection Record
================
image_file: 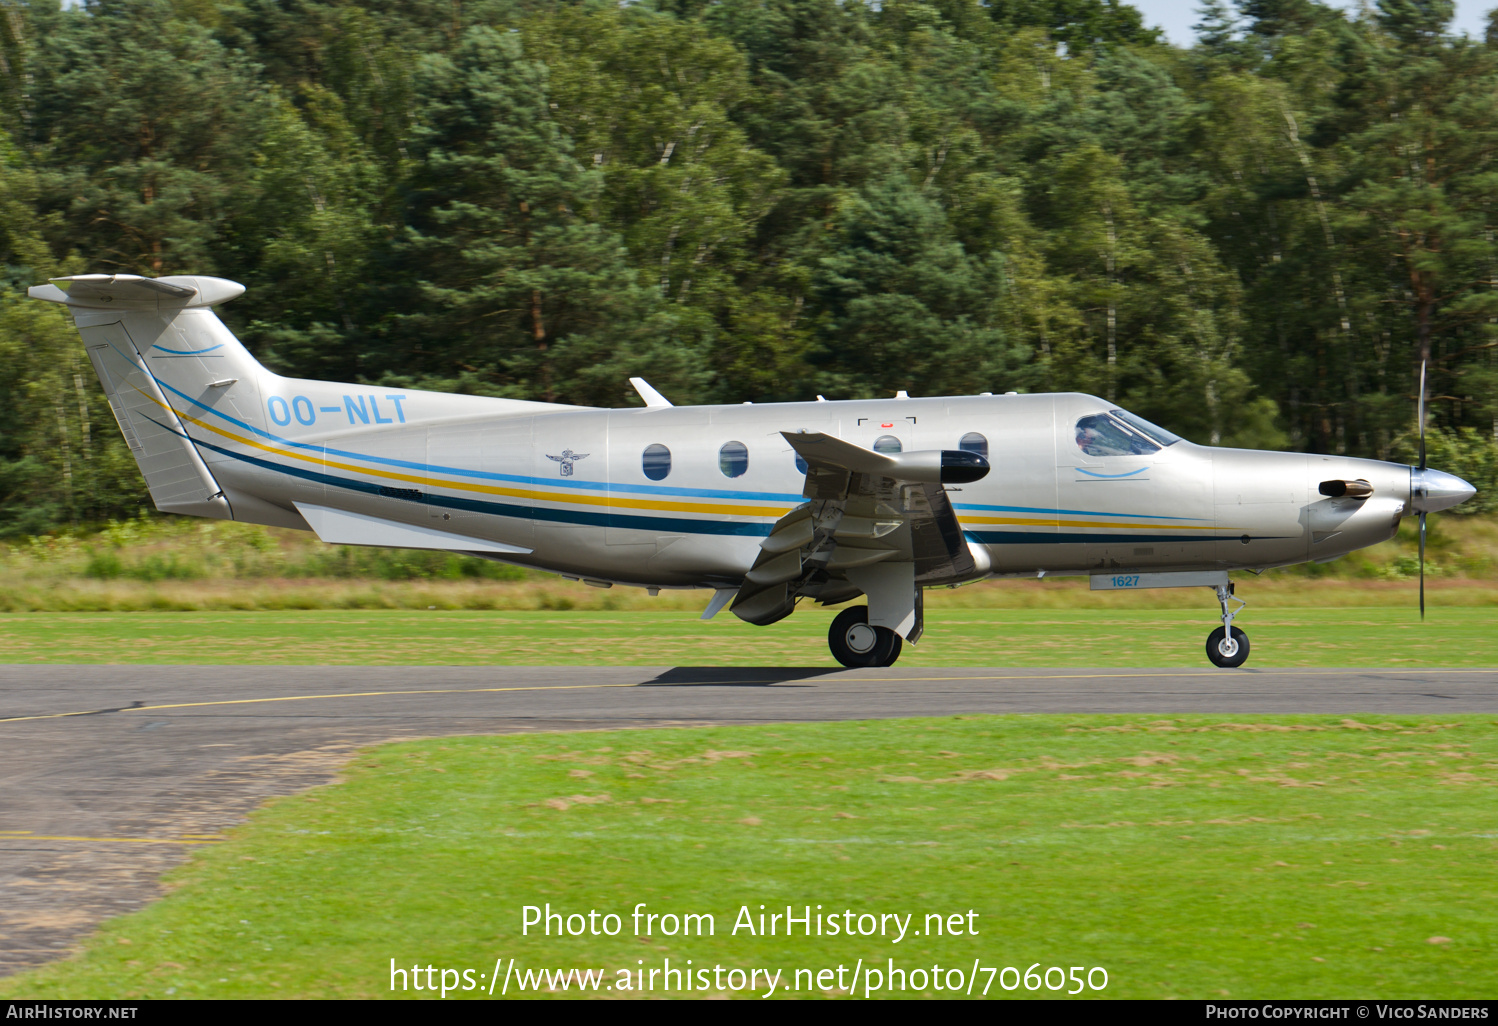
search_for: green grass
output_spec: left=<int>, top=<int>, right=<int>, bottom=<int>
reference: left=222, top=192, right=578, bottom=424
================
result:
left=1, top=607, right=1495, bottom=667
left=3, top=715, right=1494, bottom=999
left=2, top=512, right=1496, bottom=612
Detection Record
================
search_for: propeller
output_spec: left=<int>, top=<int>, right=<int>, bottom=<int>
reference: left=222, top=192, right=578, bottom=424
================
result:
left=1418, top=358, right=1426, bottom=620
left=1409, top=363, right=1477, bottom=603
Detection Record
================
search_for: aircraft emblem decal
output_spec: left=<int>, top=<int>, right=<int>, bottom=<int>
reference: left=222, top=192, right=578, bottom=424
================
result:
left=545, top=449, right=590, bottom=477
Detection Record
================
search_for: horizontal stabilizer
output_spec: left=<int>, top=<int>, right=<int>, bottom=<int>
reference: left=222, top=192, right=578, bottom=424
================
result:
left=293, top=503, right=532, bottom=555
left=29, top=274, right=245, bottom=309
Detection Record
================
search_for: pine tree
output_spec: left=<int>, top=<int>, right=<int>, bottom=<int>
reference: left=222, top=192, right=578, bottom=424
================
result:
left=525, top=7, right=796, bottom=402
left=30, top=0, right=268, bottom=275
left=1327, top=8, right=1498, bottom=446
left=392, top=25, right=686, bottom=407
left=811, top=172, right=1022, bottom=398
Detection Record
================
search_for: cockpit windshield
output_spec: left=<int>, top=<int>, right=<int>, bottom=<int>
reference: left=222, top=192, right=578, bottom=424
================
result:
left=1075, top=409, right=1182, bottom=457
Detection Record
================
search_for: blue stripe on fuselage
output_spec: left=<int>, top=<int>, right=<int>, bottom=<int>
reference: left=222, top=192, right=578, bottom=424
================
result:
left=141, top=361, right=1215, bottom=526
left=151, top=377, right=803, bottom=502
left=190, top=434, right=773, bottom=537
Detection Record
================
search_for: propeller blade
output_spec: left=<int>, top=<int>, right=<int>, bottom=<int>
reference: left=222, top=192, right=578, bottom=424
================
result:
left=1419, top=511, right=1426, bottom=621
left=1418, top=358, right=1427, bottom=472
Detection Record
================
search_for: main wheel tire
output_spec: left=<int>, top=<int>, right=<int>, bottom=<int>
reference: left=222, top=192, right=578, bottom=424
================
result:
left=829, top=606, right=902, bottom=668
left=877, top=632, right=903, bottom=667
left=1205, top=626, right=1250, bottom=668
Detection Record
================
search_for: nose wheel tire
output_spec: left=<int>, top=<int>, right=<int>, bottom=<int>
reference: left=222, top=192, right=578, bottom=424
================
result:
left=829, top=606, right=903, bottom=668
left=1205, top=626, right=1249, bottom=668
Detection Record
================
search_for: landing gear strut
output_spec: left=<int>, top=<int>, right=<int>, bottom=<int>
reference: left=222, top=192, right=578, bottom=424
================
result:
left=829, top=606, right=903, bottom=668
left=1206, top=583, right=1249, bottom=668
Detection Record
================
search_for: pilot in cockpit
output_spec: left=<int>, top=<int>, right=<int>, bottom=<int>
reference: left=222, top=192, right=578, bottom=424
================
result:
left=1076, top=410, right=1180, bottom=457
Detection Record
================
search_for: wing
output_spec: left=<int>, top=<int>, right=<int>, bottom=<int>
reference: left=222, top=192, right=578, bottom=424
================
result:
left=545, top=454, right=564, bottom=462
left=730, top=432, right=989, bottom=640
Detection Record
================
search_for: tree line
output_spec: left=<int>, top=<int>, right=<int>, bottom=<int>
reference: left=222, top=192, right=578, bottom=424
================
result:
left=1, top=0, right=1495, bottom=534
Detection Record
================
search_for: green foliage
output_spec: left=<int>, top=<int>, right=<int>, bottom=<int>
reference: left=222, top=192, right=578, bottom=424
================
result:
left=527, top=7, right=799, bottom=401
left=6, top=716, right=1498, bottom=998
left=812, top=172, right=1023, bottom=396
left=283, top=545, right=526, bottom=581
left=55, top=515, right=531, bottom=581
left=1395, top=427, right=1498, bottom=515
left=31, top=0, right=269, bottom=275
left=987, top=0, right=1160, bottom=49
left=0, top=294, right=150, bottom=535
left=390, top=25, right=696, bottom=406
left=0, top=0, right=1495, bottom=535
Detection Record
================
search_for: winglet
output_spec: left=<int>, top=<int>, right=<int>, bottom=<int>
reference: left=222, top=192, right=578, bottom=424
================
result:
left=629, top=377, right=673, bottom=408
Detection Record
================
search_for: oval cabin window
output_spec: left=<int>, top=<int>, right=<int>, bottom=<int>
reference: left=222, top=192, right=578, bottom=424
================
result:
left=959, top=432, right=989, bottom=459
left=873, top=435, right=903, bottom=454
left=642, top=443, right=671, bottom=481
left=719, top=440, right=749, bottom=478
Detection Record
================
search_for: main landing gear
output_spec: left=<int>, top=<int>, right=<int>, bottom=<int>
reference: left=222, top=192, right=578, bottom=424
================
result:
left=1206, top=582, right=1249, bottom=668
left=829, top=606, right=903, bottom=668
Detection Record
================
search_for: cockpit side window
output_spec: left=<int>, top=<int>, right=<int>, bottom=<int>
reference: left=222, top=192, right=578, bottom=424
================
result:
left=1075, top=412, right=1164, bottom=457
left=1110, top=408, right=1181, bottom=448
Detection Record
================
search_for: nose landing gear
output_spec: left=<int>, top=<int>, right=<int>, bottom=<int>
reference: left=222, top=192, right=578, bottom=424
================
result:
left=829, top=606, right=903, bottom=668
left=1206, top=583, right=1249, bottom=668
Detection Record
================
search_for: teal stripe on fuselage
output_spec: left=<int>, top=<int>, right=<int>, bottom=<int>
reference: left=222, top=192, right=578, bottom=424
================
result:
left=967, top=530, right=1291, bottom=545
left=152, top=375, right=804, bottom=503
left=142, top=355, right=1213, bottom=529
left=186, top=431, right=774, bottom=538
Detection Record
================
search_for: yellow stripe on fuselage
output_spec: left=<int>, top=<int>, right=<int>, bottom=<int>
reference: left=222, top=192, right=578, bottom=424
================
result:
left=145, top=390, right=790, bottom=519
left=139, top=389, right=1230, bottom=532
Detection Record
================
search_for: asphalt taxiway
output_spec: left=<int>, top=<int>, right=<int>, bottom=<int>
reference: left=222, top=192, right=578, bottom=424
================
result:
left=2, top=663, right=1495, bottom=976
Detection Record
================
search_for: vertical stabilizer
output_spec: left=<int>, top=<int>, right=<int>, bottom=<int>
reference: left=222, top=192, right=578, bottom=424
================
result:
left=81, top=319, right=230, bottom=518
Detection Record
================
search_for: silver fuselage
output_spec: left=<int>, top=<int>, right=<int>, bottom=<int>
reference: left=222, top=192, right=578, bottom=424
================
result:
left=26, top=274, right=1441, bottom=595
left=206, top=385, right=1414, bottom=589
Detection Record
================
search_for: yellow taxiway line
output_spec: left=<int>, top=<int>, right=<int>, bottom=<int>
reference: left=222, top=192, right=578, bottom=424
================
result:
left=0, top=668, right=1491, bottom=726
left=0, top=831, right=222, bottom=845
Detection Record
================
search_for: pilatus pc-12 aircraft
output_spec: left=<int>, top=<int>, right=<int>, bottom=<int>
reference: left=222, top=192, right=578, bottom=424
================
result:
left=31, top=273, right=1477, bottom=668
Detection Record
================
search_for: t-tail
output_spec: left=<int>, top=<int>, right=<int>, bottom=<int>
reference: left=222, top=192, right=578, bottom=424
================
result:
left=32, top=273, right=577, bottom=535
left=29, top=274, right=276, bottom=522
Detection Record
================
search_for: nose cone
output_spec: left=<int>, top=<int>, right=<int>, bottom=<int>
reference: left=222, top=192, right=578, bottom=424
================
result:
left=1412, top=467, right=1477, bottom=514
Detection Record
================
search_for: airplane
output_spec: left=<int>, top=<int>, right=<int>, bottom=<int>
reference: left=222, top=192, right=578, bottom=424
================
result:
left=30, top=273, right=1478, bottom=669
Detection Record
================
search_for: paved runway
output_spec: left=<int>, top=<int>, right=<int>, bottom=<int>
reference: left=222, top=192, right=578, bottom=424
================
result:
left=2, top=663, right=1495, bottom=978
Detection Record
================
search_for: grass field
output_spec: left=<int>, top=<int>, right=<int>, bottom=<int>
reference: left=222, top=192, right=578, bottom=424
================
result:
left=1, top=519, right=1492, bottom=1001
left=1, top=606, right=1494, bottom=667
left=1, top=714, right=1493, bottom=1000
left=0, top=513, right=1494, bottom=613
